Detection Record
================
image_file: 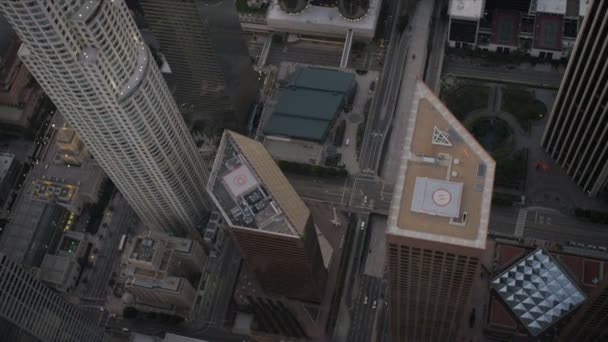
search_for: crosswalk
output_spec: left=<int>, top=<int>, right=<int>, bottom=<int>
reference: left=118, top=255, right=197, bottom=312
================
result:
left=514, top=208, right=528, bottom=237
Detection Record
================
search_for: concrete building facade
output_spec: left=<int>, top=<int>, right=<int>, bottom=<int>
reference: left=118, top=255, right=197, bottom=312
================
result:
left=0, top=0, right=211, bottom=236
left=122, top=233, right=206, bottom=316
left=207, top=130, right=327, bottom=303
left=560, top=276, right=608, bottom=341
left=0, top=152, right=17, bottom=206
left=541, top=0, right=608, bottom=197
left=448, top=0, right=588, bottom=60
left=386, top=82, right=495, bottom=341
left=0, top=252, right=107, bottom=342
left=139, top=0, right=259, bottom=131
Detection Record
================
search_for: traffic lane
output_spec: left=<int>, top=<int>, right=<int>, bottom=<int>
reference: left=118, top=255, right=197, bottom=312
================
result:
left=443, top=62, right=563, bottom=88
left=86, top=194, right=133, bottom=298
left=359, top=8, right=404, bottom=169
left=349, top=276, right=383, bottom=342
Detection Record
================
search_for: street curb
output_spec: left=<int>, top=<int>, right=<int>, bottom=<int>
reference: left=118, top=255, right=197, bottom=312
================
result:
left=447, top=73, right=561, bottom=90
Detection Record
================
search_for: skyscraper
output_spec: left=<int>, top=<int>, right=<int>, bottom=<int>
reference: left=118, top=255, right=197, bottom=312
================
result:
left=541, top=0, right=608, bottom=197
left=559, top=276, right=608, bottom=341
left=0, top=252, right=108, bottom=342
left=139, top=0, right=258, bottom=131
left=0, top=1, right=211, bottom=235
left=206, top=131, right=327, bottom=303
left=386, top=81, right=495, bottom=341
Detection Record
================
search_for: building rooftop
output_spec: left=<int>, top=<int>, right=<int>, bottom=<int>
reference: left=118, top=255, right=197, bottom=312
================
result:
left=448, top=0, right=485, bottom=20
left=266, top=0, right=380, bottom=40
left=129, top=275, right=182, bottom=292
left=0, top=152, right=14, bottom=181
left=56, top=127, right=76, bottom=144
left=31, top=179, right=77, bottom=206
left=536, top=0, right=567, bottom=14
left=291, top=67, right=355, bottom=93
left=387, top=81, right=495, bottom=250
left=130, top=237, right=160, bottom=263
left=263, top=67, right=354, bottom=142
left=207, top=130, right=310, bottom=237
left=39, top=254, right=77, bottom=286
left=491, top=248, right=586, bottom=336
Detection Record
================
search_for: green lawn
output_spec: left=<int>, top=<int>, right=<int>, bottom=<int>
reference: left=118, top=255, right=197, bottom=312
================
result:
left=494, top=148, right=528, bottom=190
left=441, top=85, right=490, bottom=120
left=501, top=87, right=547, bottom=131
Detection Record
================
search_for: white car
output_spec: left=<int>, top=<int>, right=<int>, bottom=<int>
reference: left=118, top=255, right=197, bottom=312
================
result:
left=372, top=300, right=377, bottom=309
left=363, top=296, right=368, bottom=305
left=360, top=221, right=366, bottom=230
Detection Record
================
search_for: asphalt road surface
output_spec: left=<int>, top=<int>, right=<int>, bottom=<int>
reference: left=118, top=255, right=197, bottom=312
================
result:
left=443, top=59, right=564, bottom=89
left=348, top=275, right=385, bottom=342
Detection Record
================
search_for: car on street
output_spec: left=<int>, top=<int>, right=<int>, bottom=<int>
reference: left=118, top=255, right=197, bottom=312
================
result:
left=372, top=300, right=377, bottom=309
left=360, top=221, right=366, bottom=230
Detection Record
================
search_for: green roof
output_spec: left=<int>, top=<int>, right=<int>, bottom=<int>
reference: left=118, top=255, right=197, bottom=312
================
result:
left=264, top=115, right=329, bottom=141
left=292, top=67, right=355, bottom=93
left=274, top=88, right=343, bottom=120
left=263, top=67, right=355, bottom=142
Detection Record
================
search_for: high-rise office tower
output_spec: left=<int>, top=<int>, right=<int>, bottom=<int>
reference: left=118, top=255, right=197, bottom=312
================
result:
left=541, top=0, right=608, bottom=197
left=0, top=252, right=108, bottom=342
left=0, top=1, right=211, bottom=235
left=559, top=276, right=608, bottom=341
left=206, top=131, right=327, bottom=303
left=386, top=81, right=495, bottom=341
left=139, top=0, right=258, bottom=131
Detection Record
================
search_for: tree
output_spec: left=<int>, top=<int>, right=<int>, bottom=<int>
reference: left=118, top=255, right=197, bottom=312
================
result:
left=123, top=307, right=138, bottom=319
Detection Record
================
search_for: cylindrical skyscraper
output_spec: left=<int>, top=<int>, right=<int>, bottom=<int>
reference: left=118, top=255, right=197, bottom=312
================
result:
left=0, top=1, right=210, bottom=235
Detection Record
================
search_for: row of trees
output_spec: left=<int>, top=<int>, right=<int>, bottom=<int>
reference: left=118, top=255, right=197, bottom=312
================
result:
left=277, top=160, right=348, bottom=178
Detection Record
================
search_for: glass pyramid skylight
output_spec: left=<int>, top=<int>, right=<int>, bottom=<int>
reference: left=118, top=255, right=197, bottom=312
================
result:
left=491, top=248, right=586, bottom=336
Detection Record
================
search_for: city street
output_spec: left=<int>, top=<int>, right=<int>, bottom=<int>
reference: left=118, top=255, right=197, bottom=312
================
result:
left=379, top=0, right=435, bottom=184
left=79, top=193, right=135, bottom=321
left=348, top=275, right=385, bottom=342
left=358, top=0, right=410, bottom=175
left=424, top=0, right=449, bottom=92
left=287, top=173, right=608, bottom=249
left=190, top=235, right=242, bottom=333
left=285, top=173, right=392, bottom=214
left=443, top=58, right=564, bottom=89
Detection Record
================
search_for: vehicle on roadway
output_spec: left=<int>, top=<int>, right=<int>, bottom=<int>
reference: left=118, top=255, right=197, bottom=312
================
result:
left=372, top=300, right=377, bottom=309
left=360, top=221, right=366, bottom=230
left=118, top=234, right=127, bottom=251
left=364, top=296, right=368, bottom=305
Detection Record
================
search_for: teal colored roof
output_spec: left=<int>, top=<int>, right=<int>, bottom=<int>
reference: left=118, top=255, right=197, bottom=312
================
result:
left=263, top=67, right=355, bottom=142
left=264, top=115, right=329, bottom=141
left=274, top=88, right=343, bottom=120
left=293, top=67, right=355, bottom=93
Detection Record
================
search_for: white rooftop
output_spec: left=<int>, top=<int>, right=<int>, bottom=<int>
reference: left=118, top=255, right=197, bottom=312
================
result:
left=266, top=0, right=381, bottom=40
left=448, top=0, right=485, bottom=20
left=411, top=177, right=463, bottom=218
left=536, top=0, right=568, bottom=14
left=222, top=165, right=259, bottom=198
left=492, top=249, right=586, bottom=336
